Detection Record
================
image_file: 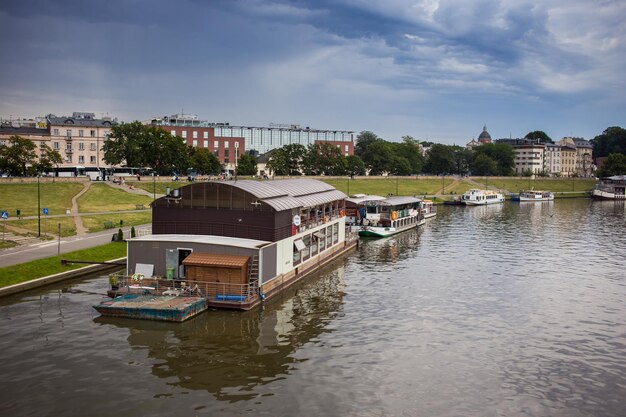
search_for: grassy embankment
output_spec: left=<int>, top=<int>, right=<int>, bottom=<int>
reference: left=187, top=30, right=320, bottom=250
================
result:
left=77, top=183, right=152, bottom=233
left=0, top=242, right=127, bottom=288
left=0, top=182, right=153, bottom=237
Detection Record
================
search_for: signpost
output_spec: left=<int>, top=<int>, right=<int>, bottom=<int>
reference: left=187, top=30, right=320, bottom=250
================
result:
left=43, top=208, right=48, bottom=238
left=1, top=211, right=7, bottom=242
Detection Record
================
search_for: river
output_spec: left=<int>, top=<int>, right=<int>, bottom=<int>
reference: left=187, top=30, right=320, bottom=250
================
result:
left=1, top=199, right=625, bottom=417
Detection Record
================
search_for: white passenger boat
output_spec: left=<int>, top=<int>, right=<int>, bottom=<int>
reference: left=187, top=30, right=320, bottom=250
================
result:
left=592, top=176, right=626, bottom=200
left=516, top=190, right=554, bottom=202
left=461, top=189, right=505, bottom=206
left=420, top=199, right=437, bottom=219
left=346, top=195, right=425, bottom=238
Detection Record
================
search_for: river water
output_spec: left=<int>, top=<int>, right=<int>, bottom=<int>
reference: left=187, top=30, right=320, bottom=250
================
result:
left=1, top=199, right=625, bottom=417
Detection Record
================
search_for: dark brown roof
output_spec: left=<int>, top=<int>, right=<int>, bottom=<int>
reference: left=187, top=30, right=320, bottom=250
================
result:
left=182, top=252, right=250, bottom=268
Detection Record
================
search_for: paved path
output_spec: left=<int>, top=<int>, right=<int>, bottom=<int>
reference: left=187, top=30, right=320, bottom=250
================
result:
left=71, top=181, right=91, bottom=235
left=0, top=224, right=151, bottom=268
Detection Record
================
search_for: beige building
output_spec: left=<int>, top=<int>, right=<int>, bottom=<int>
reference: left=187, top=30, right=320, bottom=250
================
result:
left=544, top=143, right=561, bottom=176
left=0, top=124, right=51, bottom=164
left=47, top=112, right=114, bottom=170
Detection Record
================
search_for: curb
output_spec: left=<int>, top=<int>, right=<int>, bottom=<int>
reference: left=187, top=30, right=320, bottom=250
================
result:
left=0, top=257, right=126, bottom=297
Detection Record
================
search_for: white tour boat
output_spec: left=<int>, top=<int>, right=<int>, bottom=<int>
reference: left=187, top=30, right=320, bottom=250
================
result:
left=346, top=195, right=425, bottom=238
left=461, top=189, right=505, bottom=206
left=515, top=190, right=554, bottom=202
left=592, top=176, right=626, bottom=200
left=420, top=199, right=437, bottom=219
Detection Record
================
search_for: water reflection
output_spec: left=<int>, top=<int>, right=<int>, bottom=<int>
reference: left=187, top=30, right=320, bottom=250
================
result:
left=94, top=267, right=346, bottom=402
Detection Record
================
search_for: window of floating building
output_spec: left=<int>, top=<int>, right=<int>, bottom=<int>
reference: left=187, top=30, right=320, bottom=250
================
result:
left=302, top=234, right=311, bottom=260
left=333, top=223, right=339, bottom=244
left=326, top=226, right=332, bottom=247
left=293, top=238, right=305, bottom=265
left=318, top=229, right=326, bottom=251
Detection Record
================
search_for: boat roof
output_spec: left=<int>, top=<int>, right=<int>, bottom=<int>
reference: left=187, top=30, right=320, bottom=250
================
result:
left=129, top=234, right=271, bottom=249
left=360, top=196, right=422, bottom=206
left=346, top=194, right=386, bottom=204
left=603, top=175, right=626, bottom=181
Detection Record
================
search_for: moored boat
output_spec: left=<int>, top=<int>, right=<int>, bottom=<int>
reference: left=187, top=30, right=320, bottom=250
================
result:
left=461, top=189, right=505, bottom=206
left=97, top=179, right=358, bottom=313
left=421, top=199, right=437, bottom=219
left=346, top=196, right=425, bottom=238
left=515, top=190, right=554, bottom=202
left=592, top=175, right=626, bottom=200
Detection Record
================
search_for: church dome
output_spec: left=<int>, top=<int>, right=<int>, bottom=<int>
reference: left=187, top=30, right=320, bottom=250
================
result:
left=478, top=125, right=491, bottom=140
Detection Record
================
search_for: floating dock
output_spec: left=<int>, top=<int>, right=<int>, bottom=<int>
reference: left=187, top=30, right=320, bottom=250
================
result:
left=93, top=294, right=207, bottom=322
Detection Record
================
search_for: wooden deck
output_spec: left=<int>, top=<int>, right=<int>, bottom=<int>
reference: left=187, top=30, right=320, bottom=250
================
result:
left=93, top=294, right=207, bottom=322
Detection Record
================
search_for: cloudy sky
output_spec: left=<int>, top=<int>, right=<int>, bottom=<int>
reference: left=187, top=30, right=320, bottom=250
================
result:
left=1, top=0, right=624, bottom=144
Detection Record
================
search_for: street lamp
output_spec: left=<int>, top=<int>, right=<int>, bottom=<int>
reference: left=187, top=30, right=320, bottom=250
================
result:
left=37, top=174, right=41, bottom=237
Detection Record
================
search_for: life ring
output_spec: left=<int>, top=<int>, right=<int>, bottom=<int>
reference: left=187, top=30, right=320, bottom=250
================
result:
left=391, top=211, right=397, bottom=220
left=324, top=215, right=328, bottom=223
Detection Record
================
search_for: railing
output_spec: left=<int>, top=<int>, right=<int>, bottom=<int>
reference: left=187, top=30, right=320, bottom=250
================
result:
left=110, top=274, right=258, bottom=303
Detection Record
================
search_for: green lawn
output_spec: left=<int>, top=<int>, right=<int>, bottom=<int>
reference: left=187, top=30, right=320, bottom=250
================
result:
left=0, top=241, right=17, bottom=249
left=78, top=183, right=153, bottom=212
left=82, top=212, right=152, bottom=233
left=127, top=180, right=186, bottom=196
left=469, top=177, right=597, bottom=193
left=0, top=183, right=83, bottom=217
left=0, top=242, right=127, bottom=288
left=9, top=217, right=77, bottom=237
left=322, top=177, right=454, bottom=196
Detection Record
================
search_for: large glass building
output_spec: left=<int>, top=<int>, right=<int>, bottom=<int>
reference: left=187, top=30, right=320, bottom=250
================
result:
left=148, top=115, right=354, bottom=156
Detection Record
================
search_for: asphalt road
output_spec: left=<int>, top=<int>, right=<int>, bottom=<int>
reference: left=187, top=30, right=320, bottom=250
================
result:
left=0, top=226, right=148, bottom=268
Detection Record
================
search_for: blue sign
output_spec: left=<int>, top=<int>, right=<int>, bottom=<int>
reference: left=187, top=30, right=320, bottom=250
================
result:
left=1, top=211, right=7, bottom=220
left=43, top=207, right=49, bottom=215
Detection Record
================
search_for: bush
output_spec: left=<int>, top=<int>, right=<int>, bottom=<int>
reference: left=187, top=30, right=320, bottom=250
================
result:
left=130, top=226, right=136, bottom=238
left=117, top=228, right=124, bottom=242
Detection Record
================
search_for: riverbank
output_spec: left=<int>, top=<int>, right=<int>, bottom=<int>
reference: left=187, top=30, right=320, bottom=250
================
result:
left=0, top=242, right=127, bottom=295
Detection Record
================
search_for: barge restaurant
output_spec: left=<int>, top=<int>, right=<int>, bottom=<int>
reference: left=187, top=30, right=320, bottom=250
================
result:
left=122, top=179, right=357, bottom=310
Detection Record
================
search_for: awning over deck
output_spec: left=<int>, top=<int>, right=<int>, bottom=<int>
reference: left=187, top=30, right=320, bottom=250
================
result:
left=182, top=252, right=250, bottom=268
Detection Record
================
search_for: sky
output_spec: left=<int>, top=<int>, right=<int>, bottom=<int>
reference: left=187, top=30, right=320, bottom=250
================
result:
left=0, top=0, right=625, bottom=145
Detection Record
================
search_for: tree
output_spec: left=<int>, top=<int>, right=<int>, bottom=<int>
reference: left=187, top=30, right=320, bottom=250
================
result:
left=103, top=122, right=189, bottom=174
left=394, top=136, right=425, bottom=174
left=236, top=153, right=258, bottom=176
left=102, top=121, right=147, bottom=168
left=189, top=147, right=222, bottom=175
left=389, top=156, right=412, bottom=176
left=597, top=153, right=626, bottom=177
left=266, top=144, right=307, bottom=175
left=452, top=146, right=473, bottom=176
left=471, top=154, right=499, bottom=176
left=361, top=140, right=394, bottom=175
left=0, top=135, right=37, bottom=176
left=424, top=144, right=456, bottom=175
left=473, top=143, right=515, bottom=175
left=34, top=145, right=63, bottom=174
left=346, top=155, right=366, bottom=177
left=302, top=143, right=346, bottom=175
left=354, top=131, right=379, bottom=158
left=525, top=131, right=553, bottom=143
left=591, top=126, right=626, bottom=158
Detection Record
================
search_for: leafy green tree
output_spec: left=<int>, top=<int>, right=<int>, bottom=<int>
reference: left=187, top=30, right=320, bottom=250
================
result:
left=424, top=144, right=456, bottom=175
left=354, top=131, right=379, bottom=158
left=189, top=147, right=222, bottom=175
left=346, top=155, right=366, bottom=177
left=0, top=135, right=37, bottom=176
left=473, top=143, right=515, bottom=175
left=451, top=146, right=473, bottom=175
left=103, top=122, right=189, bottom=174
left=597, top=153, right=626, bottom=177
left=389, top=156, right=412, bottom=175
left=34, top=144, right=63, bottom=174
left=236, top=153, right=258, bottom=176
left=102, top=121, right=146, bottom=168
left=361, top=140, right=394, bottom=175
left=591, top=126, right=626, bottom=158
left=394, top=136, right=425, bottom=174
left=302, top=143, right=346, bottom=175
left=471, top=153, right=499, bottom=176
left=266, top=144, right=307, bottom=175
left=525, top=131, right=553, bottom=143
